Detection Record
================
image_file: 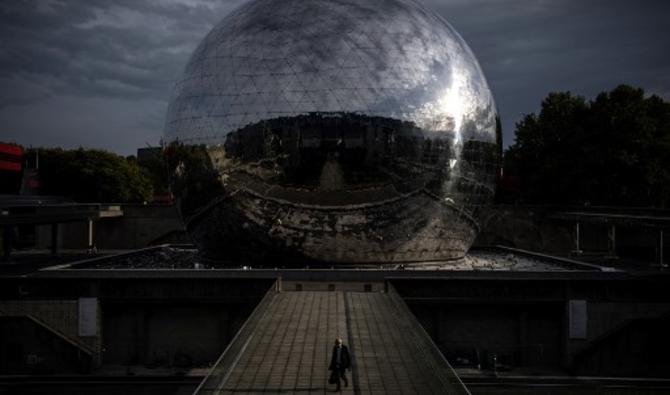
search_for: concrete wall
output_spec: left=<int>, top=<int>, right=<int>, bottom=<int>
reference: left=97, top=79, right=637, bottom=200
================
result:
left=411, top=302, right=563, bottom=370
left=567, top=301, right=670, bottom=362
left=35, top=204, right=186, bottom=250
left=0, top=299, right=100, bottom=355
left=395, top=277, right=670, bottom=377
left=411, top=300, right=670, bottom=374
left=0, top=317, right=93, bottom=374
left=2, top=272, right=667, bottom=378
left=0, top=276, right=275, bottom=373
left=570, top=313, right=670, bottom=377
left=0, top=299, right=101, bottom=373
left=101, top=303, right=251, bottom=367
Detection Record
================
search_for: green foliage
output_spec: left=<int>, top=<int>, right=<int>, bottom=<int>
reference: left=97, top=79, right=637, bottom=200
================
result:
left=505, top=85, right=670, bottom=207
left=132, top=150, right=170, bottom=198
left=28, top=147, right=153, bottom=203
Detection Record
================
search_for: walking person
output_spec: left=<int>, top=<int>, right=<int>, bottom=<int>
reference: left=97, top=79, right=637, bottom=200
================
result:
left=328, top=337, right=351, bottom=392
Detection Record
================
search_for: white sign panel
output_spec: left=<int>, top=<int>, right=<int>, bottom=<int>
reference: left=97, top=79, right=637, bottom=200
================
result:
left=568, top=299, right=587, bottom=339
left=78, top=297, right=98, bottom=337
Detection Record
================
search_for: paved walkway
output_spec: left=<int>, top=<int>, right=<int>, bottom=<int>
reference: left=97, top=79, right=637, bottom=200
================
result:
left=198, top=289, right=469, bottom=394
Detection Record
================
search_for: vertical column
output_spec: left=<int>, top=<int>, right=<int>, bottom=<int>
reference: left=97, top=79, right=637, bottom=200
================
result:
left=660, top=229, right=665, bottom=267
left=568, top=300, right=587, bottom=339
left=50, top=223, right=59, bottom=258
left=572, top=222, right=582, bottom=255
left=606, top=224, right=617, bottom=258
left=87, top=219, right=94, bottom=249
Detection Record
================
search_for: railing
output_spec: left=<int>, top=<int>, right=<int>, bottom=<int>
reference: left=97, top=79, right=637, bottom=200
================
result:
left=387, top=282, right=471, bottom=395
left=193, top=280, right=279, bottom=395
left=0, top=202, right=123, bottom=226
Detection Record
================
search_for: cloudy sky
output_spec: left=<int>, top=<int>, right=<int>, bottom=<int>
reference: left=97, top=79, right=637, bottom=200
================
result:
left=1, top=0, right=669, bottom=155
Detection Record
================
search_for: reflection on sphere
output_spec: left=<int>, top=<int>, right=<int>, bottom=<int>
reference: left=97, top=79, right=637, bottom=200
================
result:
left=164, top=0, right=501, bottom=264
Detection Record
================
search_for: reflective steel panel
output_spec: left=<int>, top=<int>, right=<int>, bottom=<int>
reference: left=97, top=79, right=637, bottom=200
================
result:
left=165, top=0, right=501, bottom=264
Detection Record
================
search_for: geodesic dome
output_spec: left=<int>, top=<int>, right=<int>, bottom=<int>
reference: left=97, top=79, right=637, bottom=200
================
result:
left=165, top=0, right=501, bottom=264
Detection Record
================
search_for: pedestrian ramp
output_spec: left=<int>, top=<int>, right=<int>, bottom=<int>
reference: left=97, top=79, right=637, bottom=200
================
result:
left=194, top=284, right=470, bottom=394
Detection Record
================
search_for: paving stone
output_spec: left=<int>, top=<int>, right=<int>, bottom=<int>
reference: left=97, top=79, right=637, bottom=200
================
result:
left=204, top=290, right=467, bottom=394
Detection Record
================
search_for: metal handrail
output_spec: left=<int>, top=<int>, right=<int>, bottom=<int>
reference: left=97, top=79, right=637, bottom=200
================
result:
left=193, top=280, right=279, bottom=395
left=387, top=282, right=471, bottom=394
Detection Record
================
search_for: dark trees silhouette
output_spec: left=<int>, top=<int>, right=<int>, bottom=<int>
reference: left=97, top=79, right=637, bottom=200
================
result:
left=504, top=85, right=670, bottom=207
left=28, top=147, right=153, bottom=203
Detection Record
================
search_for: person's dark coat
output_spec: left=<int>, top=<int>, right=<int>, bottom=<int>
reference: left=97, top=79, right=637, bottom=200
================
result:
left=329, top=345, right=351, bottom=371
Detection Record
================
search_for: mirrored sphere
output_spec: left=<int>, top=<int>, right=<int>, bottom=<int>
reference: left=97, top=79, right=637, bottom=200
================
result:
left=164, top=0, right=501, bottom=264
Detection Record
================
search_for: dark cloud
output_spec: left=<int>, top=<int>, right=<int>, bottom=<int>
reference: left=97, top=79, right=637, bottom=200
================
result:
left=0, top=0, right=669, bottom=154
left=426, top=0, right=670, bottom=139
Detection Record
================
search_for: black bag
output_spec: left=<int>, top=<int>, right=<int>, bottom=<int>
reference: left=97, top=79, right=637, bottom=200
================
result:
left=329, top=370, right=338, bottom=384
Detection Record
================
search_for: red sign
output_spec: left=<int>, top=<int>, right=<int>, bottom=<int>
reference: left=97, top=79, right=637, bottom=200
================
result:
left=0, top=143, right=23, bottom=172
left=0, top=161, right=21, bottom=172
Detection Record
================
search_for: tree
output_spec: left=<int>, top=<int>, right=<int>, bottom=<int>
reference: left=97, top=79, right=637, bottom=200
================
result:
left=28, top=147, right=153, bottom=203
left=133, top=149, right=170, bottom=198
left=504, top=85, right=670, bottom=207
